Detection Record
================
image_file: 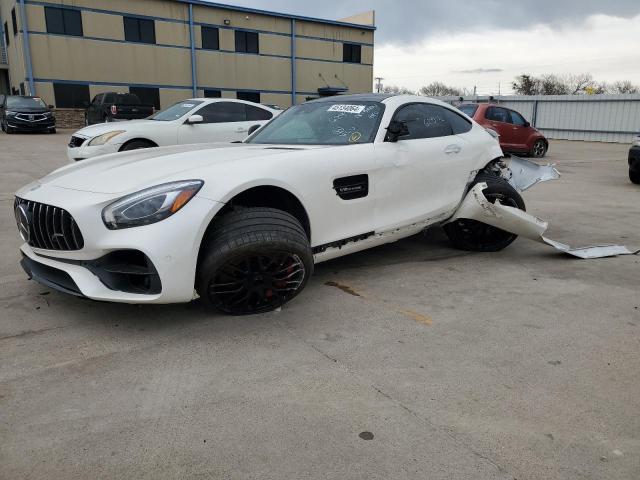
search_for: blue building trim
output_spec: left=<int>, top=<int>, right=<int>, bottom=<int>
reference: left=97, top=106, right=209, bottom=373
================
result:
left=291, top=18, right=296, bottom=105
left=32, top=77, right=320, bottom=97
left=19, top=0, right=35, bottom=94
left=188, top=4, right=197, bottom=97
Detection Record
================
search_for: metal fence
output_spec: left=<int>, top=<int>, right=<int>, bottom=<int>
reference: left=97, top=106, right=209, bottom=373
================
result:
left=435, top=94, right=640, bottom=144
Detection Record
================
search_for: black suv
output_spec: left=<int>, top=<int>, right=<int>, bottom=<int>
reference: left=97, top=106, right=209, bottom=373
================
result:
left=1, top=95, right=56, bottom=134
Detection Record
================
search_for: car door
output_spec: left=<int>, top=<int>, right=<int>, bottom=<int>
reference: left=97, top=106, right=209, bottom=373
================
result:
left=485, top=106, right=514, bottom=149
left=87, top=94, right=101, bottom=125
left=177, top=101, right=252, bottom=144
left=507, top=109, right=532, bottom=151
left=374, top=103, right=477, bottom=231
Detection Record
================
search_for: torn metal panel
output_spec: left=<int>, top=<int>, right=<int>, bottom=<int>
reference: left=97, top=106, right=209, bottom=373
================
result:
left=450, top=183, right=635, bottom=259
left=504, top=156, right=561, bottom=192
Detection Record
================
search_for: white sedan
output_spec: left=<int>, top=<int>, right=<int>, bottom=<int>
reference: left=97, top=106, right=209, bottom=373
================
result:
left=66, top=98, right=280, bottom=161
left=17, top=93, right=535, bottom=315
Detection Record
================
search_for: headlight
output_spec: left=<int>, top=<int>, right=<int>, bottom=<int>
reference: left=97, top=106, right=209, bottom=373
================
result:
left=88, top=130, right=126, bottom=146
left=5, top=111, right=17, bottom=116
left=102, top=180, right=203, bottom=230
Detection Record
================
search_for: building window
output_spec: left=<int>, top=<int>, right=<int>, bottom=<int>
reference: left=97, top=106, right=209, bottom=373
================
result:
left=237, top=91, right=260, bottom=103
left=204, top=89, right=221, bottom=98
left=235, top=30, right=259, bottom=54
left=44, top=7, right=83, bottom=36
left=4, top=22, right=9, bottom=47
left=343, top=43, right=361, bottom=63
left=53, top=83, right=90, bottom=108
left=129, top=87, right=160, bottom=109
left=11, top=8, right=17, bottom=36
left=201, top=26, right=219, bottom=50
left=123, top=17, right=155, bottom=44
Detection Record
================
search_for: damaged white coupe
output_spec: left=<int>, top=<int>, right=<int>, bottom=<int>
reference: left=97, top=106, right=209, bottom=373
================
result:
left=14, top=94, right=633, bottom=315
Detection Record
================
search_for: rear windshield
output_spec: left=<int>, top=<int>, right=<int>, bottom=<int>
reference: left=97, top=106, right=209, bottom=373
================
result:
left=150, top=100, right=204, bottom=121
left=106, top=93, right=141, bottom=105
left=6, top=96, right=47, bottom=109
left=457, top=104, right=478, bottom=117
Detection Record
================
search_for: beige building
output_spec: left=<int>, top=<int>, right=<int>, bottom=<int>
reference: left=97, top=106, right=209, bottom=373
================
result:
left=0, top=0, right=375, bottom=112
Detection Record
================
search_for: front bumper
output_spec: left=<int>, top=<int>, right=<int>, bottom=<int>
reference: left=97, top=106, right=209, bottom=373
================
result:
left=15, top=186, right=223, bottom=304
left=7, top=116, right=56, bottom=131
left=629, top=146, right=640, bottom=172
left=67, top=139, right=122, bottom=161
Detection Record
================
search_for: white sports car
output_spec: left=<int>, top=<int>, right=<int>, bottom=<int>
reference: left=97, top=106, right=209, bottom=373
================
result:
left=66, top=98, right=280, bottom=161
left=17, top=93, right=528, bottom=315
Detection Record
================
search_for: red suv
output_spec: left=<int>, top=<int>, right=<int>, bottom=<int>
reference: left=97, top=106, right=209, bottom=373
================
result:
left=458, top=103, right=548, bottom=158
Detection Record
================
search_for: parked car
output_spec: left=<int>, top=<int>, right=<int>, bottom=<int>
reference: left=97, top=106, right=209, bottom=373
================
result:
left=1, top=95, right=56, bottom=134
left=84, top=92, right=154, bottom=125
left=67, top=98, right=279, bottom=161
left=16, top=93, right=533, bottom=314
left=629, top=134, right=640, bottom=184
left=458, top=103, right=548, bottom=158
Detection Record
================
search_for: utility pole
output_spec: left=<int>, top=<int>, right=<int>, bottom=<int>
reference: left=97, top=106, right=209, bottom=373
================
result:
left=375, top=77, right=384, bottom=93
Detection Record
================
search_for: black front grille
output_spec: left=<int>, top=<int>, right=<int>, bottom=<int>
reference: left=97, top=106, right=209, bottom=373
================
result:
left=14, top=198, right=84, bottom=251
left=68, top=136, right=86, bottom=148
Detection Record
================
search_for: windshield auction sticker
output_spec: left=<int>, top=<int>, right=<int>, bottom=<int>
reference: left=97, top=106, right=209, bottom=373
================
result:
left=327, top=104, right=365, bottom=114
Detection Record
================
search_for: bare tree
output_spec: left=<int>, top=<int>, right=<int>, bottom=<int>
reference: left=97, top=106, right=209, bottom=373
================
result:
left=381, top=85, right=415, bottom=95
left=419, top=81, right=462, bottom=97
left=608, top=80, right=639, bottom=94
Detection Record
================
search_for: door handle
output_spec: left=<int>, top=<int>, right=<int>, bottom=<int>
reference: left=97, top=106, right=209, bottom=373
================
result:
left=236, top=128, right=248, bottom=133
left=444, top=144, right=462, bottom=155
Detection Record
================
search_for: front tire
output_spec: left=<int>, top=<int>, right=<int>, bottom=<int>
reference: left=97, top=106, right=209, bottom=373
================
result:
left=630, top=169, right=640, bottom=185
left=196, top=207, right=313, bottom=315
left=444, top=173, right=526, bottom=252
left=530, top=139, right=547, bottom=158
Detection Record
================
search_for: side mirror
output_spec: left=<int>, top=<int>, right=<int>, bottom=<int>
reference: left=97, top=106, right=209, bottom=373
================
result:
left=186, top=114, right=203, bottom=125
left=48, top=105, right=54, bottom=109
left=247, top=124, right=261, bottom=136
left=385, top=120, right=410, bottom=142
left=524, top=121, right=531, bottom=128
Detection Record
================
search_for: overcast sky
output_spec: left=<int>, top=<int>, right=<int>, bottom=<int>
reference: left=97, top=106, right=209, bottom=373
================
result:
left=223, top=0, right=640, bottom=94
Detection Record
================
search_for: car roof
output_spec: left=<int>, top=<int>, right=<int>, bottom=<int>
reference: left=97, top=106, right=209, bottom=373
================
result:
left=308, top=93, right=396, bottom=103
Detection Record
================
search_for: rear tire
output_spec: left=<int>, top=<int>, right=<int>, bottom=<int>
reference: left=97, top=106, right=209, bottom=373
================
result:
left=196, top=207, right=313, bottom=315
left=630, top=169, right=640, bottom=185
left=444, top=173, right=525, bottom=252
left=530, top=139, right=547, bottom=158
left=119, top=140, right=155, bottom=152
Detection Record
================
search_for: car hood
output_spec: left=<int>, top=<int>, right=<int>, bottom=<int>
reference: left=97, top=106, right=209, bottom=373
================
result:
left=73, top=119, right=158, bottom=138
left=28, top=143, right=325, bottom=195
left=7, top=107, right=50, bottom=113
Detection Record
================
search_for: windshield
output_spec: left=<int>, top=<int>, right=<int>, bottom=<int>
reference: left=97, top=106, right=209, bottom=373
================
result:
left=247, top=101, right=385, bottom=145
left=110, top=94, right=141, bottom=105
left=457, top=104, right=478, bottom=117
left=6, top=96, right=47, bottom=109
left=150, top=100, right=204, bottom=121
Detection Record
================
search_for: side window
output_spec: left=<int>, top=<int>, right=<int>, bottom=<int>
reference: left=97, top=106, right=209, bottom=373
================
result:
left=393, top=103, right=453, bottom=140
left=92, top=94, right=103, bottom=105
left=235, top=30, right=259, bottom=54
left=509, top=110, right=527, bottom=126
left=201, top=26, right=219, bottom=50
left=11, top=8, right=17, bottom=36
left=197, top=102, right=247, bottom=123
left=44, top=7, right=83, bottom=36
left=129, top=87, right=160, bottom=109
left=237, top=91, right=260, bottom=103
left=4, top=22, right=9, bottom=46
left=246, top=105, right=272, bottom=121
left=343, top=43, right=362, bottom=63
left=53, top=83, right=90, bottom=108
left=123, top=17, right=155, bottom=44
left=486, top=107, right=509, bottom=123
left=442, top=108, right=472, bottom=134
